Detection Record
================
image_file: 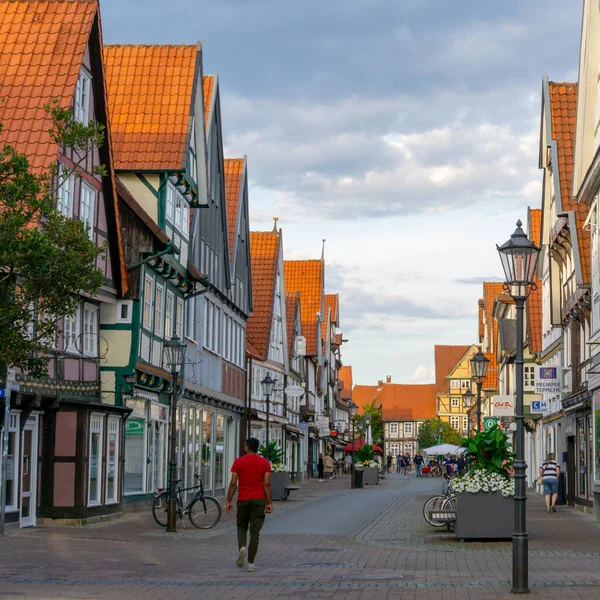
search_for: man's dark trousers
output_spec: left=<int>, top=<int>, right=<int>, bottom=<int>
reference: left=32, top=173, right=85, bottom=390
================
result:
left=237, top=499, right=266, bottom=563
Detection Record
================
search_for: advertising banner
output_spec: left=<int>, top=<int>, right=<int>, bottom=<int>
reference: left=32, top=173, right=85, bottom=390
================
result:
left=534, top=366, right=561, bottom=395
left=492, top=395, right=515, bottom=417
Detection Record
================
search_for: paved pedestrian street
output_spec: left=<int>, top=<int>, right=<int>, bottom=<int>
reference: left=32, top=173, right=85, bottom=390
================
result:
left=2, top=474, right=600, bottom=599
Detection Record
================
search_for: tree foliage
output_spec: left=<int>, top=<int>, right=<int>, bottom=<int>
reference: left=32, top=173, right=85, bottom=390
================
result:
left=417, top=418, right=462, bottom=450
left=355, top=399, right=383, bottom=446
left=0, top=102, right=107, bottom=377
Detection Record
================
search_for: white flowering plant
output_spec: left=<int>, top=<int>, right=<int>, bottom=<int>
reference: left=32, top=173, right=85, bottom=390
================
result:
left=354, top=459, right=379, bottom=469
left=271, top=462, right=290, bottom=473
left=453, top=468, right=515, bottom=497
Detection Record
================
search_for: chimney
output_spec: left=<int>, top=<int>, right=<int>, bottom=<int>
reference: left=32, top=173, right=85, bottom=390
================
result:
left=378, top=380, right=383, bottom=388
left=386, top=375, right=392, bottom=383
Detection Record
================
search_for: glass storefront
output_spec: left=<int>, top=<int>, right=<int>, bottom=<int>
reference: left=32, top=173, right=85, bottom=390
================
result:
left=124, top=399, right=147, bottom=494
left=147, top=404, right=168, bottom=493
left=595, top=394, right=600, bottom=484
left=215, top=415, right=225, bottom=490
left=202, top=412, right=213, bottom=489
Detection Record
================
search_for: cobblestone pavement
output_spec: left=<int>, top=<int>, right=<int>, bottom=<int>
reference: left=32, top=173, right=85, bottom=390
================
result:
left=2, top=473, right=600, bottom=599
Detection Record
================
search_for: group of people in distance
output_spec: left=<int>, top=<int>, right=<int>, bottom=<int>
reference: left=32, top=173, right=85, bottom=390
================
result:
left=384, top=451, right=466, bottom=478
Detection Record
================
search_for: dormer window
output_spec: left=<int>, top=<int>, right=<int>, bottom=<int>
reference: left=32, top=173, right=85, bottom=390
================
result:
left=74, top=69, right=91, bottom=125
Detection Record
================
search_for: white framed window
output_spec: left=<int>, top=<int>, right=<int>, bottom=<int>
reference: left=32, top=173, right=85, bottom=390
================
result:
left=451, top=397, right=459, bottom=408
left=175, top=298, right=183, bottom=337
left=88, top=414, right=104, bottom=506
left=74, top=68, right=92, bottom=125
left=389, top=422, right=398, bottom=435
left=165, top=292, right=174, bottom=338
left=450, top=379, right=460, bottom=389
left=82, top=303, right=98, bottom=357
left=143, top=275, right=153, bottom=330
left=79, top=182, right=95, bottom=239
left=116, top=300, right=132, bottom=324
left=5, top=413, right=20, bottom=511
left=166, top=185, right=174, bottom=222
left=105, top=417, right=119, bottom=505
left=462, top=416, right=468, bottom=431
left=174, top=188, right=182, bottom=229
left=524, top=365, right=535, bottom=391
left=64, top=308, right=80, bottom=353
left=404, top=422, right=413, bottom=436
left=450, top=416, right=460, bottom=430
left=185, top=297, right=195, bottom=341
left=57, top=168, right=75, bottom=218
left=154, top=284, right=164, bottom=338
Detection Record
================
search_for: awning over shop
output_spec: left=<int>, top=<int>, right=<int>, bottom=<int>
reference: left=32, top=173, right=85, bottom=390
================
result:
left=343, top=438, right=383, bottom=454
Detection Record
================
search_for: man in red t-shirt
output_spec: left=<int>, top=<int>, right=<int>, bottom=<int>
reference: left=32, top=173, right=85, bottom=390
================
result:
left=226, top=438, right=272, bottom=572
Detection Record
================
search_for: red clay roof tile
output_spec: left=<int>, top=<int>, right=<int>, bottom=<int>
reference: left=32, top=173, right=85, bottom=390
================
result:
left=247, top=231, right=280, bottom=360
left=482, top=282, right=504, bottom=390
left=339, top=366, right=353, bottom=401
left=381, top=384, right=437, bottom=421
left=352, top=384, right=381, bottom=413
left=203, top=74, right=214, bottom=128
left=434, top=345, right=471, bottom=394
left=104, top=44, right=198, bottom=171
left=224, top=158, right=244, bottom=263
left=285, top=291, right=300, bottom=358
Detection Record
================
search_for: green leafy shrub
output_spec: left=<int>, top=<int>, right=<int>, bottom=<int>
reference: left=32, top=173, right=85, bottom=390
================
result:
left=355, top=443, right=375, bottom=463
left=259, top=441, right=283, bottom=464
left=460, top=425, right=515, bottom=479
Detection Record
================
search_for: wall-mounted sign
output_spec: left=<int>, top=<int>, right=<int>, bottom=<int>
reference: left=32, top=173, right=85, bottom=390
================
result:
left=530, top=400, right=549, bottom=414
left=315, top=415, right=330, bottom=437
left=534, top=367, right=561, bottom=395
left=125, top=419, right=144, bottom=435
left=285, top=384, right=305, bottom=399
left=492, top=395, right=515, bottom=417
left=483, top=417, right=498, bottom=432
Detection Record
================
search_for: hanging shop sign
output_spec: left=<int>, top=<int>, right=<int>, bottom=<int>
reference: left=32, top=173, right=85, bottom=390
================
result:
left=284, top=384, right=305, bottom=399
left=530, top=400, right=549, bottom=414
left=483, top=417, right=499, bottom=432
left=492, top=395, right=515, bottom=417
left=534, top=367, right=561, bottom=395
left=315, top=415, right=330, bottom=437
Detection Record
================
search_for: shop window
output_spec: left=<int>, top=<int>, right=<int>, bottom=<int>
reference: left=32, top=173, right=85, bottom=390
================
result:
left=88, top=414, right=104, bottom=506
left=187, top=408, right=195, bottom=490
left=147, top=403, right=168, bottom=493
left=215, top=415, right=225, bottom=490
left=202, top=412, right=213, bottom=490
left=124, top=399, right=147, bottom=495
left=106, top=417, right=119, bottom=504
left=4, top=413, right=19, bottom=511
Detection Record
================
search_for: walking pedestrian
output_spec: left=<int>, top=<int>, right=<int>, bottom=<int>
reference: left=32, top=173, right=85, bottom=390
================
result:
left=317, top=453, right=325, bottom=481
left=396, top=453, right=402, bottom=473
left=386, top=453, right=393, bottom=474
left=402, top=454, right=410, bottom=479
left=414, top=452, right=424, bottom=477
left=457, top=454, right=465, bottom=476
left=444, top=453, right=453, bottom=477
left=539, top=452, right=560, bottom=513
left=324, top=453, right=334, bottom=481
left=344, top=453, right=352, bottom=474
left=226, top=438, right=273, bottom=573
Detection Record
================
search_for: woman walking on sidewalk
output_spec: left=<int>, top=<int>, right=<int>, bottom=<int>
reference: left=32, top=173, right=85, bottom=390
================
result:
left=539, top=452, right=560, bottom=513
left=317, top=453, right=325, bottom=481
left=324, top=453, right=334, bottom=481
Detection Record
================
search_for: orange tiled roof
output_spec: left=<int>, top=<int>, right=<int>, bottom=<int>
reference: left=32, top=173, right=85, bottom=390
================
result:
left=478, top=299, right=485, bottom=342
left=0, top=0, right=97, bottom=173
left=527, top=208, right=543, bottom=353
left=352, top=384, right=381, bottom=413
left=203, top=74, right=214, bottom=128
left=284, top=259, right=324, bottom=356
left=104, top=44, right=198, bottom=171
left=549, top=82, right=590, bottom=283
left=285, top=291, right=300, bottom=358
left=224, top=158, right=244, bottom=262
left=339, top=366, right=353, bottom=400
left=434, top=345, right=470, bottom=394
left=381, top=384, right=437, bottom=421
left=247, top=231, right=279, bottom=360
left=482, top=282, right=504, bottom=390
left=322, top=293, right=339, bottom=342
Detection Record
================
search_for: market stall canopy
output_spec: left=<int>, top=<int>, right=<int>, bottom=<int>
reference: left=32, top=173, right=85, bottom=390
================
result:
left=422, top=443, right=466, bottom=455
left=343, top=438, right=383, bottom=454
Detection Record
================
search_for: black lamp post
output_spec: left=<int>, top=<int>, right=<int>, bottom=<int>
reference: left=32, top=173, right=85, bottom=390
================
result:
left=497, top=219, right=540, bottom=594
left=349, top=401, right=358, bottom=489
left=163, top=336, right=187, bottom=533
left=364, top=413, right=372, bottom=446
left=470, top=349, right=490, bottom=435
left=261, top=373, right=276, bottom=460
left=462, top=388, right=475, bottom=437
left=437, top=423, right=444, bottom=445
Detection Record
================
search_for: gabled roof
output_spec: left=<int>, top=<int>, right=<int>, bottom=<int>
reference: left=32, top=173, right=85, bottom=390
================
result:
left=203, top=74, right=215, bottom=128
left=247, top=231, right=280, bottom=360
left=547, top=82, right=590, bottom=283
left=0, top=0, right=99, bottom=174
left=352, top=384, right=381, bottom=413
left=284, top=259, right=324, bottom=356
left=482, top=282, right=504, bottom=390
left=527, top=208, right=542, bottom=354
left=285, top=291, right=300, bottom=359
left=224, top=158, right=245, bottom=263
left=104, top=44, right=199, bottom=171
left=434, top=345, right=471, bottom=394
left=339, top=366, right=353, bottom=401
left=380, top=384, right=437, bottom=421
left=322, top=293, right=339, bottom=342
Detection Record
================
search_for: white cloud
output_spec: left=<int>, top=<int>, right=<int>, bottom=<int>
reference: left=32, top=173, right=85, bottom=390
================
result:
left=407, top=365, right=435, bottom=384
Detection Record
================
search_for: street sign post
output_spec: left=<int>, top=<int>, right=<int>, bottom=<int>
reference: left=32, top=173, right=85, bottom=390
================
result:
left=483, top=416, right=499, bottom=432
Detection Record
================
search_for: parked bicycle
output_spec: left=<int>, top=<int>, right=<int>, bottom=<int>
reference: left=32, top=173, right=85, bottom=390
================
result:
left=152, top=474, right=222, bottom=529
left=422, top=473, right=457, bottom=528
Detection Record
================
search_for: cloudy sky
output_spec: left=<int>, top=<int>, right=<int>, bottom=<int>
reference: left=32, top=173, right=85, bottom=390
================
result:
left=102, top=0, right=582, bottom=386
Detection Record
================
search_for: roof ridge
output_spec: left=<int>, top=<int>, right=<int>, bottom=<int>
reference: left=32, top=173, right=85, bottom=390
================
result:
left=104, top=43, right=198, bottom=49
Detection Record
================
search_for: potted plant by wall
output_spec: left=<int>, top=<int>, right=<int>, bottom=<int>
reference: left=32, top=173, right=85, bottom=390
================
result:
left=453, top=425, right=515, bottom=540
left=355, top=444, right=379, bottom=485
left=259, top=442, right=290, bottom=500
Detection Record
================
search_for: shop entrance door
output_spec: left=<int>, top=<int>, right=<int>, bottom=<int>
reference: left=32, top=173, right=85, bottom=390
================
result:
left=567, top=435, right=575, bottom=507
left=20, top=416, right=38, bottom=528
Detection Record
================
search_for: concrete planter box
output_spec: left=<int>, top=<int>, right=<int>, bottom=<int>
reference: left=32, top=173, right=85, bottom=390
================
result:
left=455, top=492, right=513, bottom=540
left=271, top=472, right=291, bottom=501
left=362, top=467, right=379, bottom=485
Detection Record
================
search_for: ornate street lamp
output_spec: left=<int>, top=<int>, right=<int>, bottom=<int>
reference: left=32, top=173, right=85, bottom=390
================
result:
left=349, top=401, right=358, bottom=489
left=462, top=388, right=475, bottom=438
left=163, top=336, right=187, bottom=533
left=497, top=220, right=540, bottom=594
left=261, top=373, right=276, bottom=460
left=470, top=348, right=490, bottom=434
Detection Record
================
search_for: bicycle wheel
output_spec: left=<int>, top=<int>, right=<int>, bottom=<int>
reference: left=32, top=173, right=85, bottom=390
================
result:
left=189, top=495, right=222, bottom=529
left=423, top=495, right=447, bottom=527
left=152, top=492, right=169, bottom=527
left=441, top=496, right=457, bottom=531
